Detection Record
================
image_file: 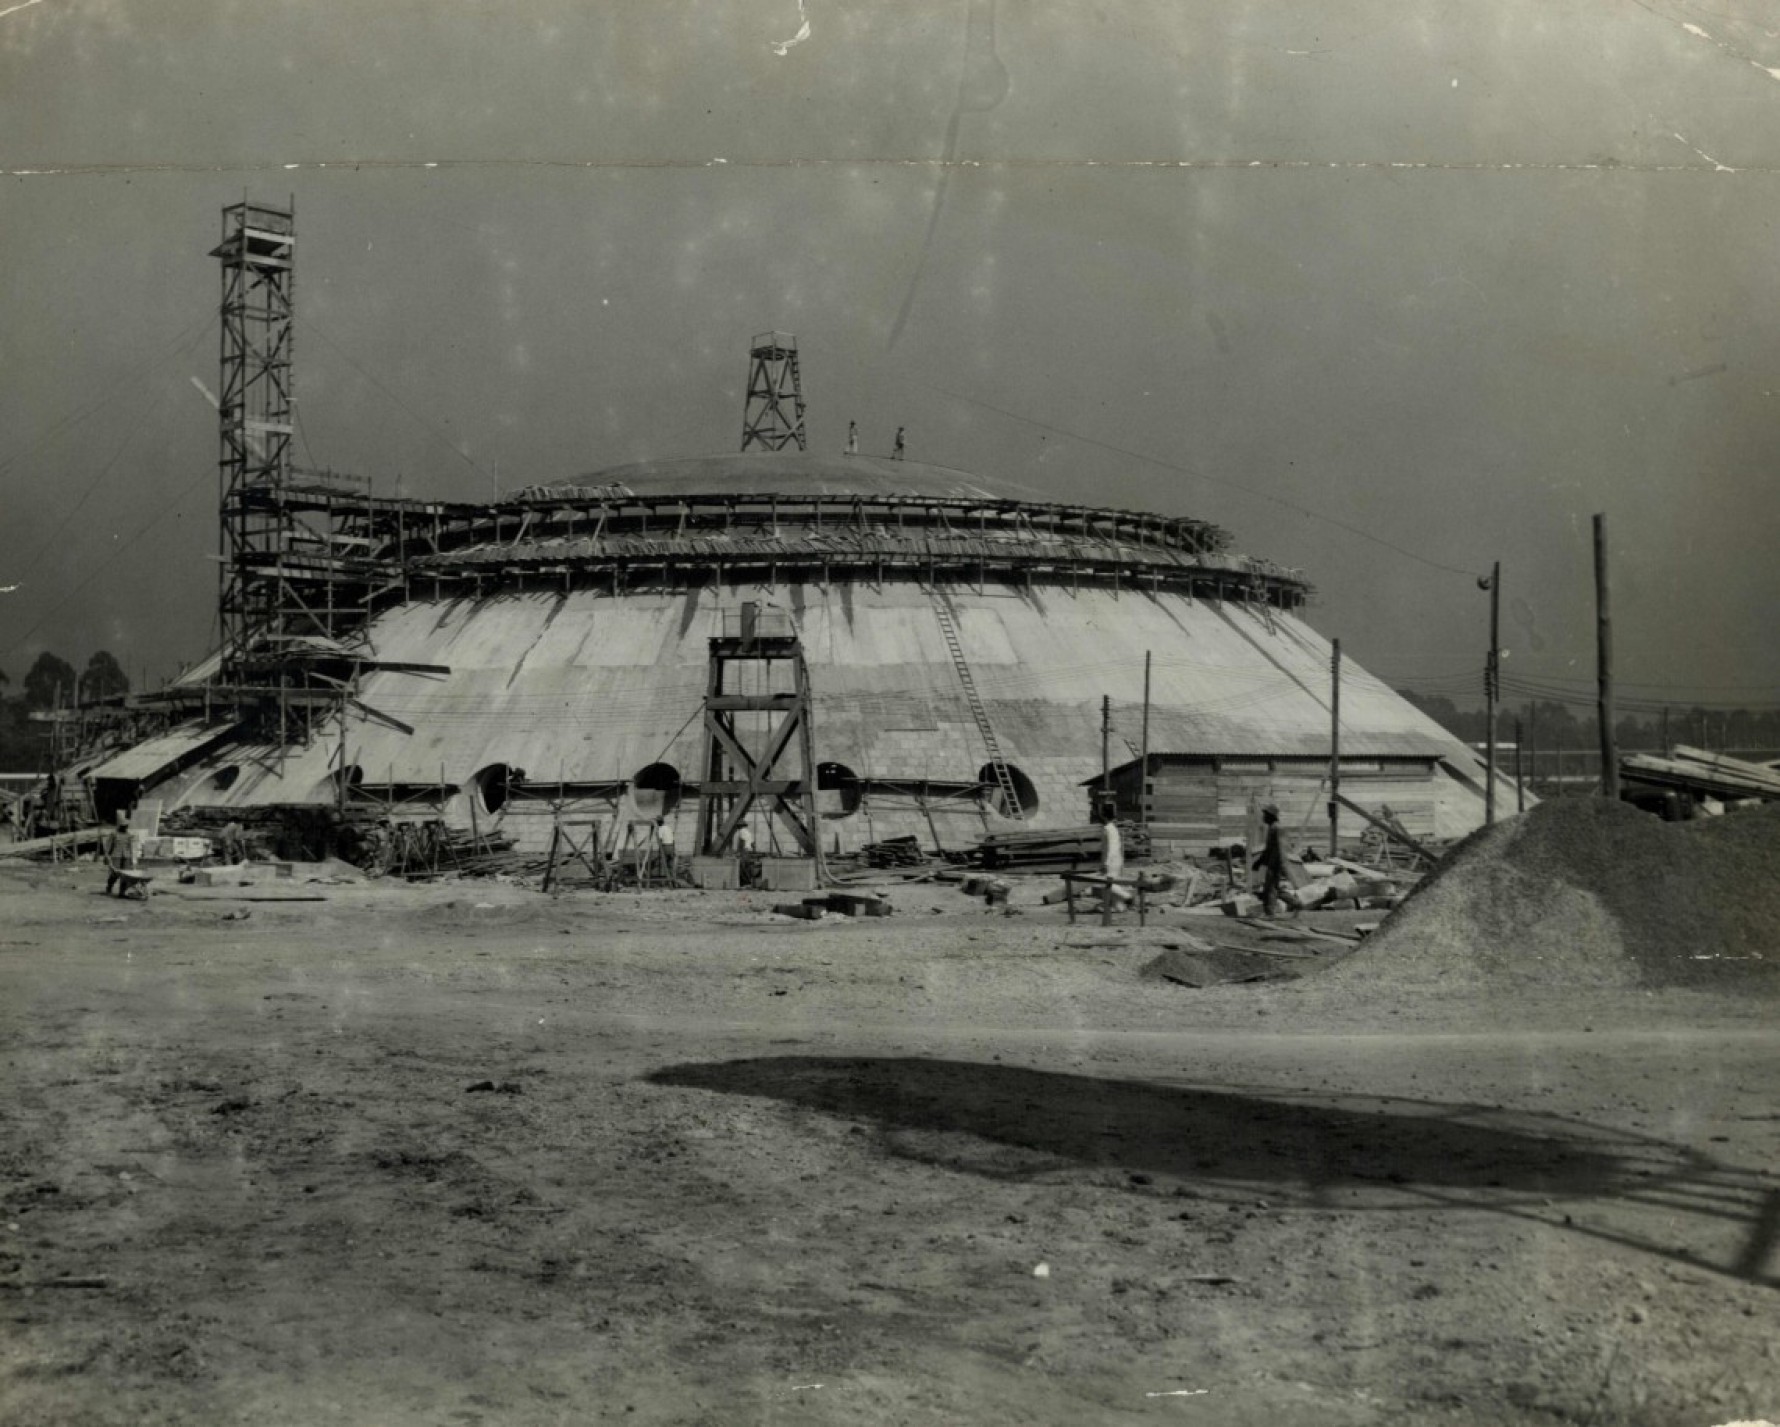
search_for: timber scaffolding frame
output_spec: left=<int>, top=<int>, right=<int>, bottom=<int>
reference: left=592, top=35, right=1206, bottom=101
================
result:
left=208, top=197, right=415, bottom=753
left=740, top=332, right=807, bottom=453
left=694, top=605, right=820, bottom=857
left=173, top=485, right=1311, bottom=629
left=378, top=488, right=1314, bottom=611
left=130, top=481, right=1307, bottom=749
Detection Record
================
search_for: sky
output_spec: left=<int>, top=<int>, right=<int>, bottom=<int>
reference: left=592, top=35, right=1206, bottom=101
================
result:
left=2, top=0, right=1778, bottom=718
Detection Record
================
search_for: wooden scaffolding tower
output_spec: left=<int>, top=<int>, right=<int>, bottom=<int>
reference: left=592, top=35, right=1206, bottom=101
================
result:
left=695, top=604, right=819, bottom=856
left=739, top=331, right=807, bottom=452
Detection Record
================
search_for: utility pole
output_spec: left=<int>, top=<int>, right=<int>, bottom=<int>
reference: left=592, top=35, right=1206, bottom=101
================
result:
left=1329, top=639, right=1341, bottom=857
left=1139, top=652, right=1151, bottom=831
left=1482, top=561, right=1501, bottom=825
left=1595, top=514, right=1619, bottom=801
left=1528, top=702, right=1538, bottom=797
left=1100, top=693, right=1111, bottom=818
left=1661, top=705, right=1670, bottom=755
left=1515, top=715, right=1525, bottom=813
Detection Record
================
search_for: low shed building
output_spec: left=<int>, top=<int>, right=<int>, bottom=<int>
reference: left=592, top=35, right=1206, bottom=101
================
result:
left=1090, top=751, right=1487, bottom=857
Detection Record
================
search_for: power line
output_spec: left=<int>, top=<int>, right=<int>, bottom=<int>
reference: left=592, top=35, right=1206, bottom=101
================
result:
left=1, top=464, right=214, bottom=662
left=920, top=380, right=1483, bottom=579
left=10, top=320, right=215, bottom=587
left=302, top=314, right=493, bottom=486
left=0, top=311, right=215, bottom=488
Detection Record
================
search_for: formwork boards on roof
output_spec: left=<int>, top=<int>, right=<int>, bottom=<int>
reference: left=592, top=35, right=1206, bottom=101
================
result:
left=87, top=721, right=241, bottom=786
left=150, top=580, right=1496, bottom=846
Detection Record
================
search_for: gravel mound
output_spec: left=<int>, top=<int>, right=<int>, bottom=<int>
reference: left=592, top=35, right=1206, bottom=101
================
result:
left=1330, top=798, right=1780, bottom=991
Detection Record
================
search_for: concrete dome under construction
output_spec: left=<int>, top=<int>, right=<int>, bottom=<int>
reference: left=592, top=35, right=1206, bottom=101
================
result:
left=102, top=448, right=1510, bottom=862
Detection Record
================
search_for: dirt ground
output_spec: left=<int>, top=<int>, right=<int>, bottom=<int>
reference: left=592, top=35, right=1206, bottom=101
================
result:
left=1, top=860, right=1776, bottom=1427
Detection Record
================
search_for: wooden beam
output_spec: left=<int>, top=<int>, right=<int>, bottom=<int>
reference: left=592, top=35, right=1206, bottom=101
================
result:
left=1332, top=792, right=1436, bottom=862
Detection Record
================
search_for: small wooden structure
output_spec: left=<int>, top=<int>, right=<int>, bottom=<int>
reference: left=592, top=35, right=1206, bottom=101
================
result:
left=1093, top=753, right=1441, bottom=856
left=1059, top=872, right=1149, bottom=927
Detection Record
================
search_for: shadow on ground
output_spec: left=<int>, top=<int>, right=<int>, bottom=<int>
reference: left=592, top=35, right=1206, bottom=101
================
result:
left=649, top=1055, right=1780, bottom=1288
left=649, top=1055, right=1662, bottom=1197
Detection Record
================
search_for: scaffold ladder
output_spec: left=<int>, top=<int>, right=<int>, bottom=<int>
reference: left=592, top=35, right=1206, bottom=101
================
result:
left=926, top=588, right=1024, bottom=820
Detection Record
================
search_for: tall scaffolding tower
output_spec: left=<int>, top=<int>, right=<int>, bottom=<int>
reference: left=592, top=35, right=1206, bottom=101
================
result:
left=212, top=200, right=298, bottom=677
left=209, top=201, right=381, bottom=700
left=740, top=331, right=807, bottom=452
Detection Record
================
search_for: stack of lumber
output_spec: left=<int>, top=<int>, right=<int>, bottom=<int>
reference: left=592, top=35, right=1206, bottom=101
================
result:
left=1621, top=745, right=1780, bottom=803
left=0, top=826, right=109, bottom=860
left=860, top=835, right=928, bottom=869
left=976, top=822, right=1150, bottom=874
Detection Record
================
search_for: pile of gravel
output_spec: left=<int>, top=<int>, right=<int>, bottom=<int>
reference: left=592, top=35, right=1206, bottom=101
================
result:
left=1330, top=798, right=1780, bottom=991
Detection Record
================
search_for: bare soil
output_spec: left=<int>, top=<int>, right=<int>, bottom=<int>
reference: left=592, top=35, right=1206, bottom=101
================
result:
left=2, top=859, right=1776, bottom=1426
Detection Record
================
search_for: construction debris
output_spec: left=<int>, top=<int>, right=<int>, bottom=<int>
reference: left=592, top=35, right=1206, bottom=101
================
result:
left=976, top=823, right=1150, bottom=874
left=1621, top=744, right=1780, bottom=807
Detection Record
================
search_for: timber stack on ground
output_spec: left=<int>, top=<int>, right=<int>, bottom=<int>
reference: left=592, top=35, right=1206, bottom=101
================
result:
left=976, top=822, right=1150, bottom=874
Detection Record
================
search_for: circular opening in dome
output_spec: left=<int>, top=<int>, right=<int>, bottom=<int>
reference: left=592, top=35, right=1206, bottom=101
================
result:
left=631, top=762, right=682, bottom=817
left=210, top=766, right=240, bottom=792
left=977, top=762, right=1039, bottom=818
left=473, top=763, right=518, bottom=815
left=815, top=761, right=861, bottom=820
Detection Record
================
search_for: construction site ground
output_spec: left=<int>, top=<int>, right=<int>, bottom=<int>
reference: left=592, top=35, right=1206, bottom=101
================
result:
left=1, top=860, right=1775, bottom=1427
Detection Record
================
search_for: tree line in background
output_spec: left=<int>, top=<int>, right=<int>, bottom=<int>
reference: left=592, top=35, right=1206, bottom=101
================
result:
left=1396, top=690, right=1780, bottom=763
left=0, top=651, right=129, bottom=770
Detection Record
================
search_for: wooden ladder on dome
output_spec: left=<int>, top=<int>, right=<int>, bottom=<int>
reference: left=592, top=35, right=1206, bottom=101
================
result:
left=925, top=587, right=1024, bottom=821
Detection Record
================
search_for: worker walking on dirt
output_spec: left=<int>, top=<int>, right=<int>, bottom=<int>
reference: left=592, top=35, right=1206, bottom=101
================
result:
left=104, top=817, right=133, bottom=897
left=1252, top=803, right=1287, bottom=916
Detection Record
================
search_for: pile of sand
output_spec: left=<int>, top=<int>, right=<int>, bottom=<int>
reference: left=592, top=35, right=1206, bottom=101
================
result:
left=1330, top=798, right=1780, bottom=991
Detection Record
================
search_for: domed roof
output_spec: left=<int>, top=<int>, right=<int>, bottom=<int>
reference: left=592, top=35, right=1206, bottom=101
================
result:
left=575, top=452, right=1047, bottom=504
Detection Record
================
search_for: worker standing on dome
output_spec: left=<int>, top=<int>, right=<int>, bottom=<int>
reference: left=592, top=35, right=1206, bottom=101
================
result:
left=892, top=426, right=905, bottom=460
left=846, top=421, right=858, bottom=455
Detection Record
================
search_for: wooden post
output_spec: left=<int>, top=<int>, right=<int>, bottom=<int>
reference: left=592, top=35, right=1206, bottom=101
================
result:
left=1329, top=639, right=1341, bottom=856
left=1661, top=705, right=1670, bottom=754
left=1595, top=514, right=1619, bottom=800
left=1139, top=651, right=1151, bottom=832
left=1528, top=703, right=1538, bottom=798
left=337, top=702, right=349, bottom=817
left=543, top=822, right=562, bottom=895
left=1484, top=561, right=1500, bottom=825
